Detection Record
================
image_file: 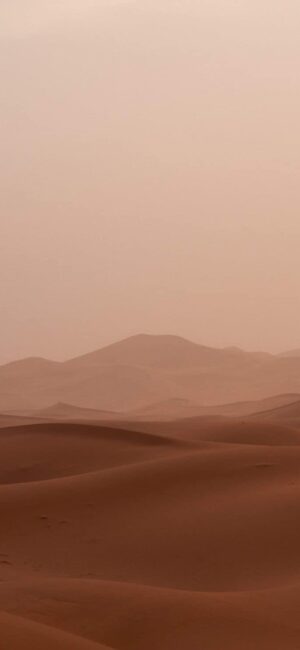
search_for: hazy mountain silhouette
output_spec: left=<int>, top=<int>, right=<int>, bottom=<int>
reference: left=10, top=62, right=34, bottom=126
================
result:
left=66, top=334, right=270, bottom=370
left=1, top=334, right=300, bottom=412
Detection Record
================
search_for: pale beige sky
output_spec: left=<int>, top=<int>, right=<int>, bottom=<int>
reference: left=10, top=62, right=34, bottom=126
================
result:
left=1, top=1, right=300, bottom=363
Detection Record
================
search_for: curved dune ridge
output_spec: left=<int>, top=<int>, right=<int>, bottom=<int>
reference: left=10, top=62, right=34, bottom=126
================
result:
left=1, top=412, right=300, bottom=648
left=0, top=611, right=111, bottom=649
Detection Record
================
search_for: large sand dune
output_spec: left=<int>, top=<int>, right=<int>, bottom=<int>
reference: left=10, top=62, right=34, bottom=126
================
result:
left=1, top=411, right=300, bottom=648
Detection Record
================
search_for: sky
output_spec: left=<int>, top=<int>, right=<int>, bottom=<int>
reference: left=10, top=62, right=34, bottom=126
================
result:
left=1, top=0, right=300, bottom=363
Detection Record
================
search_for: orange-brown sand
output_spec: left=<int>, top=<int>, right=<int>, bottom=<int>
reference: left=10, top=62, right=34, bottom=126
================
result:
left=1, top=411, right=300, bottom=648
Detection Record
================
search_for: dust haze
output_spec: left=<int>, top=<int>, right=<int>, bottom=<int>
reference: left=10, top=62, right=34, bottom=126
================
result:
left=2, top=5, right=300, bottom=649
left=1, top=0, right=300, bottom=362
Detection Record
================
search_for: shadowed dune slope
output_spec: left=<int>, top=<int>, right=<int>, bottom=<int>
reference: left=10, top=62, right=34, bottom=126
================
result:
left=1, top=578, right=300, bottom=650
left=0, top=612, right=111, bottom=650
left=97, top=414, right=300, bottom=446
left=0, top=422, right=187, bottom=484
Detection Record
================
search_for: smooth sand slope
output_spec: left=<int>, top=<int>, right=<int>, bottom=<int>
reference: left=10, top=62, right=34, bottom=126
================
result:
left=0, top=422, right=186, bottom=484
left=0, top=612, right=109, bottom=650
left=1, top=414, right=300, bottom=648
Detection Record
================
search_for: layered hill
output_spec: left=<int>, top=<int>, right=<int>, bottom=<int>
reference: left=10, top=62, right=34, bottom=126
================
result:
left=2, top=333, right=300, bottom=413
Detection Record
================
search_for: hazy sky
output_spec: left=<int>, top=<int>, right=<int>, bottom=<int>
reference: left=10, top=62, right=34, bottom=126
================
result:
left=1, top=1, right=300, bottom=363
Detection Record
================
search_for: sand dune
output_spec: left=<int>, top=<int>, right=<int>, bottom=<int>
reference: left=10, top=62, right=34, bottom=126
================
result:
left=251, top=399, right=300, bottom=425
left=0, top=413, right=44, bottom=429
left=0, top=611, right=110, bottom=649
left=4, top=392, right=300, bottom=427
left=125, top=415, right=300, bottom=445
left=132, top=392, right=300, bottom=420
left=0, top=422, right=185, bottom=484
left=1, top=428, right=300, bottom=591
left=1, top=577, right=300, bottom=650
left=1, top=394, right=300, bottom=647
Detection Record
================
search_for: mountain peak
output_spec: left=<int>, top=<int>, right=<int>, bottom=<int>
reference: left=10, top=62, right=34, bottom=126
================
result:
left=0, top=356, right=60, bottom=373
left=66, top=333, right=226, bottom=370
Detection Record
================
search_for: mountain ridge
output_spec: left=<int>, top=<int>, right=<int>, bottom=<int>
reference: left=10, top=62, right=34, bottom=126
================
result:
left=1, top=334, right=300, bottom=412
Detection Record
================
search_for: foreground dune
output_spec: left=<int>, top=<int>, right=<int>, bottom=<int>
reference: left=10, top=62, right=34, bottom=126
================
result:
left=0, top=611, right=111, bottom=649
left=1, top=577, right=300, bottom=650
left=1, top=415, right=300, bottom=648
left=0, top=422, right=185, bottom=484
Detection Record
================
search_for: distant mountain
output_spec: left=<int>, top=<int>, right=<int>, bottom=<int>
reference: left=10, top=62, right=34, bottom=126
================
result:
left=66, top=334, right=269, bottom=370
left=0, top=357, right=61, bottom=378
left=1, top=334, right=300, bottom=413
left=278, top=349, right=300, bottom=358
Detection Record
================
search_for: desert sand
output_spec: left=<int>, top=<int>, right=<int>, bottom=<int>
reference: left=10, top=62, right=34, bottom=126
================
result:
left=1, top=406, right=300, bottom=647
